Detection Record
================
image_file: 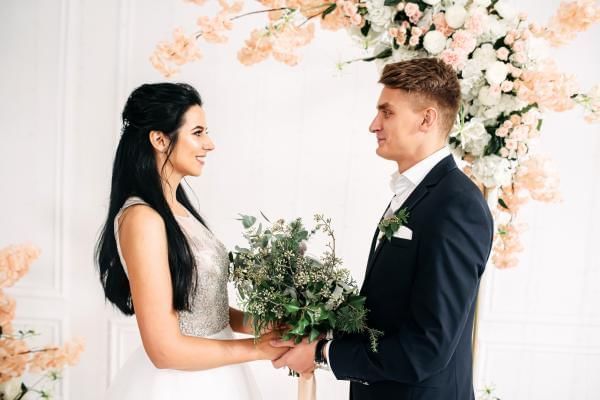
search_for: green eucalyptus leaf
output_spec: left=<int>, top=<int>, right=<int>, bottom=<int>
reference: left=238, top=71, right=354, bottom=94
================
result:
left=284, top=304, right=301, bottom=314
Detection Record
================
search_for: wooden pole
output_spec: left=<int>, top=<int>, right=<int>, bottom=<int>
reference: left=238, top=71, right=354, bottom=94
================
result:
left=472, top=186, right=490, bottom=383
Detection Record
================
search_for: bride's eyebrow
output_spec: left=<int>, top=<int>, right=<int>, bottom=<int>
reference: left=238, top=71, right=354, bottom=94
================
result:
left=190, top=125, right=205, bottom=132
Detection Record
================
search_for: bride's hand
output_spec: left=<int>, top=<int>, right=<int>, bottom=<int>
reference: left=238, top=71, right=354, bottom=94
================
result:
left=254, top=331, right=293, bottom=361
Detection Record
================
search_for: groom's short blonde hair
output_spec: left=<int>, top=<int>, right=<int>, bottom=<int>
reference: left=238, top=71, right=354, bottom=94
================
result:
left=379, top=58, right=461, bottom=136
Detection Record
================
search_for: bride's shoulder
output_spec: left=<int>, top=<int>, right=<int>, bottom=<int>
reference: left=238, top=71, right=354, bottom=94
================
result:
left=119, top=202, right=165, bottom=239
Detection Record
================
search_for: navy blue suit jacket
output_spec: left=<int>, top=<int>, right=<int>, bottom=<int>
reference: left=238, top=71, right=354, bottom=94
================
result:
left=329, top=155, right=494, bottom=400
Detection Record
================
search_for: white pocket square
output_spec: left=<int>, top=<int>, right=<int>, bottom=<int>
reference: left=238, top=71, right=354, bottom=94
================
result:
left=392, top=226, right=413, bottom=240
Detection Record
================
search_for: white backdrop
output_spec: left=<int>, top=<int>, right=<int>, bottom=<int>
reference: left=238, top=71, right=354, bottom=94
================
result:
left=0, top=1, right=598, bottom=399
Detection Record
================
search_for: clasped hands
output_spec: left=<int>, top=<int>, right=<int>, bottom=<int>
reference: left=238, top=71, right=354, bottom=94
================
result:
left=259, top=326, right=322, bottom=375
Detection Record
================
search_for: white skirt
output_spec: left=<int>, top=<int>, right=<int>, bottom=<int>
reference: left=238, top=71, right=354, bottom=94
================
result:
left=105, top=326, right=262, bottom=399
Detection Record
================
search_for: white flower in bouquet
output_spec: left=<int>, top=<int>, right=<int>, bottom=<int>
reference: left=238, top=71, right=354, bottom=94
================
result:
left=462, top=59, right=485, bottom=79
left=478, top=85, right=502, bottom=106
left=472, top=43, right=498, bottom=70
left=423, top=0, right=442, bottom=5
left=379, top=46, right=425, bottom=69
left=0, top=378, right=21, bottom=399
left=444, top=0, right=468, bottom=6
left=473, top=0, right=492, bottom=7
left=480, top=15, right=510, bottom=42
left=472, top=154, right=513, bottom=187
left=365, top=0, right=393, bottom=32
left=526, top=36, right=550, bottom=63
left=456, top=119, right=491, bottom=156
left=423, top=30, right=447, bottom=54
left=460, top=75, right=485, bottom=98
left=494, top=0, right=517, bottom=21
left=445, top=5, right=468, bottom=29
left=482, top=103, right=504, bottom=121
left=418, top=8, right=435, bottom=30
left=485, top=61, right=509, bottom=85
left=349, top=25, right=385, bottom=50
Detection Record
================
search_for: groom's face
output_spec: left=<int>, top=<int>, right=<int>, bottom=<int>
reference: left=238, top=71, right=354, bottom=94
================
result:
left=369, top=87, right=426, bottom=164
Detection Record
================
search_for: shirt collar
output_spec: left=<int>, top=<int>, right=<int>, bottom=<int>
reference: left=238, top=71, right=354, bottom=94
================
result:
left=390, top=146, right=451, bottom=195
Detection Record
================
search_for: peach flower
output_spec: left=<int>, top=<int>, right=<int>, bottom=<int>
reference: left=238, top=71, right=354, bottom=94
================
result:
left=0, top=290, right=15, bottom=328
left=433, top=12, right=454, bottom=37
left=535, top=0, right=600, bottom=46
left=29, top=338, right=85, bottom=374
left=0, top=339, right=28, bottom=383
left=0, top=245, right=41, bottom=289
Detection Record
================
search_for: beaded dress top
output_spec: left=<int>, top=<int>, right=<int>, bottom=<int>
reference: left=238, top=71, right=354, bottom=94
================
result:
left=114, top=196, right=230, bottom=337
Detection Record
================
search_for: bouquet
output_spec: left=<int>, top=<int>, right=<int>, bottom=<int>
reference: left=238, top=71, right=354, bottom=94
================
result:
left=229, top=213, right=381, bottom=354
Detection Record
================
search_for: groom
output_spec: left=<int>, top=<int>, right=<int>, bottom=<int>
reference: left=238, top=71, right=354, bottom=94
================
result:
left=272, top=57, right=494, bottom=400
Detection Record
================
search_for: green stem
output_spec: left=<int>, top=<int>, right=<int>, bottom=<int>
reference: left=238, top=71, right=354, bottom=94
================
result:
left=230, top=7, right=291, bottom=21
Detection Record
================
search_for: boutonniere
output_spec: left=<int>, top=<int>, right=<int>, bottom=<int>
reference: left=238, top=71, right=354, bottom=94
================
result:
left=378, top=207, right=410, bottom=241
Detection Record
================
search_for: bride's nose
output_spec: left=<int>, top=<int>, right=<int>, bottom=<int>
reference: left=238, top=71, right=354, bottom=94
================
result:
left=203, top=135, right=215, bottom=151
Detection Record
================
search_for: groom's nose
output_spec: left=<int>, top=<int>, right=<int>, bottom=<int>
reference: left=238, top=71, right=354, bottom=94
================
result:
left=369, top=115, right=381, bottom=133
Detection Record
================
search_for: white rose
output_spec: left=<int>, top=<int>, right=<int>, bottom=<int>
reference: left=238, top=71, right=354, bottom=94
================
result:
left=478, top=16, right=509, bottom=42
left=462, top=59, right=484, bottom=79
left=473, top=0, right=492, bottom=7
left=445, top=5, right=467, bottom=29
left=494, top=0, right=517, bottom=21
left=472, top=155, right=513, bottom=188
left=0, top=379, right=22, bottom=400
left=472, top=43, right=497, bottom=69
left=423, top=0, right=441, bottom=5
left=365, top=0, right=393, bottom=32
left=478, top=86, right=502, bottom=106
left=526, top=36, right=549, bottom=62
left=457, top=119, right=491, bottom=156
left=460, top=75, right=484, bottom=98
left=485, top=61, right=508, bottom=85
left=423, top=30, right=447, bottom=54
left=483, top=104, right=503, bottom=120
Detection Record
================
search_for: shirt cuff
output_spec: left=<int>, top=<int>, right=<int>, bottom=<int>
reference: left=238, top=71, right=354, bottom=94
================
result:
left=324, top=340, right=336, bottom=376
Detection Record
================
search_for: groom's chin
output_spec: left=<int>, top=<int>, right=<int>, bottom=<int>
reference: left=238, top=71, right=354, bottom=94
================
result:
left=375, top=147, right=392, bottom=160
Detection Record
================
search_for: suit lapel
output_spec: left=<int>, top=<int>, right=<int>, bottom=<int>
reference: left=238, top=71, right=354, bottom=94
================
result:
left=362, top=155, right=458, bottom=287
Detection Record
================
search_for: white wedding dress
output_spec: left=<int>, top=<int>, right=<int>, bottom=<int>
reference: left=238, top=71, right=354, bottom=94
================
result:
left=106, top=196, right=261, bottom=399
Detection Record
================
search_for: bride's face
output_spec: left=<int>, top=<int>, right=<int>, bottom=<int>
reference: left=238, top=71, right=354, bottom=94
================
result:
left=168, top=105, right=215, bottom=177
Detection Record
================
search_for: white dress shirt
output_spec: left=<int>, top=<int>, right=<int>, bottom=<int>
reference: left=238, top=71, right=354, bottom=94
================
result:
left=323, top=146, right=451, bottom=372
left=384, top=146, right=451, bottom=218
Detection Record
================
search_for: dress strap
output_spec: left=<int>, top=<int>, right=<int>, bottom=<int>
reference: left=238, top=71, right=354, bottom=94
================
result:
left=113, top=196, right=149, bottom=277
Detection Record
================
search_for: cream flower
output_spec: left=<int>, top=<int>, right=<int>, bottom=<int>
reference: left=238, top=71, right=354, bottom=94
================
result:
left=456, top=119, right=491, bottom=156
left=445, top=5, right=468, bottom=29
left=423, top=30, right=447, bottom=54
left=472, top=154, right=513, bottom=188
left=478, top=85, right=502, bottom=106
left=485, top=61, right=509, bottom=85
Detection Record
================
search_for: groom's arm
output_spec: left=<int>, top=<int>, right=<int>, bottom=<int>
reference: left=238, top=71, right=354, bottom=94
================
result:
left=328, top=190, right=493, bottom=385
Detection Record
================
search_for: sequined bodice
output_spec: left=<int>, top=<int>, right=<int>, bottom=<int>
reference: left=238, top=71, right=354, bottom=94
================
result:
left=114, top=197, right=230, bottom=337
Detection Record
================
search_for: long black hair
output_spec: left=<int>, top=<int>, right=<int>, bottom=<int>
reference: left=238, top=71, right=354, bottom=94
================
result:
left=95, top=82, right=207, bottom=315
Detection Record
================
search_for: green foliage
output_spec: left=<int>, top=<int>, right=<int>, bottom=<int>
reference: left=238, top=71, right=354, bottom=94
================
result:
left=378, top=207, right=409, bottom=241
left=230, top=214, right=381, bottom=349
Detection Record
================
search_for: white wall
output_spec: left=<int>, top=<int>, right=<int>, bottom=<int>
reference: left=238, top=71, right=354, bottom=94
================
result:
left=0, top=1, right=598, bottom=399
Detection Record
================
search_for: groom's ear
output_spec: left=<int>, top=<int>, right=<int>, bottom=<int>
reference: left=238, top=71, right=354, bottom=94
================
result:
left=420, top=107, right=438, bottom=132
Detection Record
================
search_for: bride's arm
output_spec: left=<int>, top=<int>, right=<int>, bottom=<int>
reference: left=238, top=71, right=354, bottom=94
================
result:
left=119, top=205, right=287, bottom=371
left=229, top=308, right=253, bottom=335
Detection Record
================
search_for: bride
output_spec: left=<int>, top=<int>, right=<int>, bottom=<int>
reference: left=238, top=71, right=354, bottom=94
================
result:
left=95, top=82, right=286, bottom=399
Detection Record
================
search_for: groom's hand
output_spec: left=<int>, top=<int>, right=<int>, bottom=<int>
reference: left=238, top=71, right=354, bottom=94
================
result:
left=270, top=338, right=318, bottom=374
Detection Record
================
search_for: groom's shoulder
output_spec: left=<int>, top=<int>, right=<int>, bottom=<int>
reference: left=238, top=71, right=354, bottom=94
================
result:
left=437, top=168, right=484, bottom=201
left=429, top=169, right=491, bottom=220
